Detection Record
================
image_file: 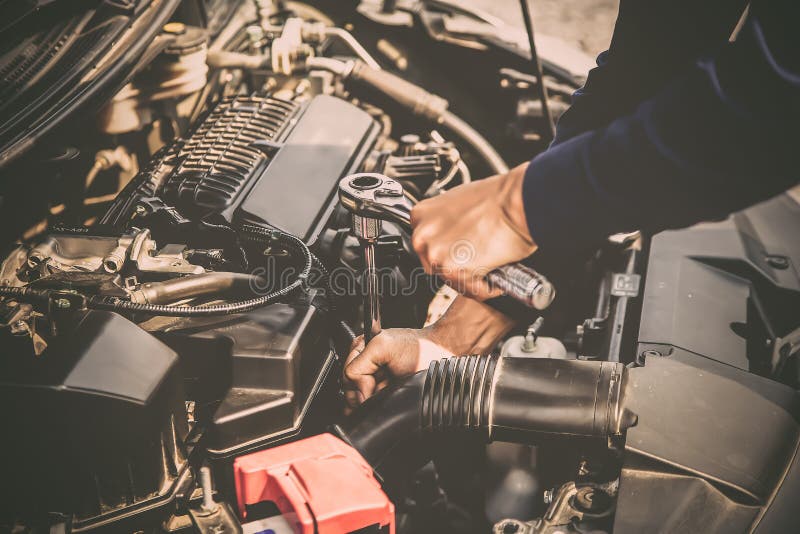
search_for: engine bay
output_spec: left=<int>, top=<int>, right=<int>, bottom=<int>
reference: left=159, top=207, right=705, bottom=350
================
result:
left=0, top=1, right=799, bottom=533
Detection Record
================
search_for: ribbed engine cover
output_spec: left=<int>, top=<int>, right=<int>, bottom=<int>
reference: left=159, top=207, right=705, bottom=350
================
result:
left=162, top=95, right=299, bottom=213
left=161, top=94, right=379, bottom=243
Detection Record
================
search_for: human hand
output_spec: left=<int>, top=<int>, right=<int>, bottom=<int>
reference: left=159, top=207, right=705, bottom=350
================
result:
left=342, top=327, right=453, bottom=408
left=342, top=296, right=515, bottom=407
left=410, top=162, right=537, bottom=301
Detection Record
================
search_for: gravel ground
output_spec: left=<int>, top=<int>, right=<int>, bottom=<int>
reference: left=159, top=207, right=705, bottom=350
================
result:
left=468, top=0, right=619, bottom=58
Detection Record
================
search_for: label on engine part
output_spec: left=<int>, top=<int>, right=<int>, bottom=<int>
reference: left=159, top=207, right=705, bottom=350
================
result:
left=611, top=273, right=641, bottom=297
left=242, top=515, right=296, bottom=534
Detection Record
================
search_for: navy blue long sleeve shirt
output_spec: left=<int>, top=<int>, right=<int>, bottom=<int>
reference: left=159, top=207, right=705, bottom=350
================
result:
left=522, top=0, right=800, bottom=263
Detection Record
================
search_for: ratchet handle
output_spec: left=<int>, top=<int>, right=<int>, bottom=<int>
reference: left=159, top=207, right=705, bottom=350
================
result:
left=337, top=173, right=556, bottom=310
left=386, top=208, right=555, bottom=310
left=486, top=263, right=555, bottom=310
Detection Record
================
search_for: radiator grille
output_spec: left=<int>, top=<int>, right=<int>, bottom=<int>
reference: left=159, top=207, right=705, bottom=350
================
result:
left=163, top=96, right=299, bottom=212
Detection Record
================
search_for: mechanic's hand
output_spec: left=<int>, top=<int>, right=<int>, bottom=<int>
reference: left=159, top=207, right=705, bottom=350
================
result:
left=343, top=327, right=453, bottom=408
left=410, top=162, right=537, bottom=301
left=342, top=296, right=516, bottom=408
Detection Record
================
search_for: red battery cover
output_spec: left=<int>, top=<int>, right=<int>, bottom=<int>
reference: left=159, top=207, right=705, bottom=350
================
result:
left=234, top=433, right=395, bottom=534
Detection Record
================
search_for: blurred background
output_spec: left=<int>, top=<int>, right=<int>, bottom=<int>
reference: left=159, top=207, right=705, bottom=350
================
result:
left=471, top=0, right=619, bottom=59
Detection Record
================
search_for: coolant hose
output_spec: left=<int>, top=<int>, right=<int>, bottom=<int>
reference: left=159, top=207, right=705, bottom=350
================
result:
left=344, top=355, right=636, bottom=474
left=344, top=60, right=509, bottom=174
left=439, top=110, right=509, bottom=174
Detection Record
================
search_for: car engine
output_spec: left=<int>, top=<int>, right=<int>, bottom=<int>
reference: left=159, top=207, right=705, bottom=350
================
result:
left=0, top=1, right=798, bottom=533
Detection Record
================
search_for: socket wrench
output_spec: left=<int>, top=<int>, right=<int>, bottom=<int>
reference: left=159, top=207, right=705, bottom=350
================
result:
left=338, top=173, right=555, bottom=339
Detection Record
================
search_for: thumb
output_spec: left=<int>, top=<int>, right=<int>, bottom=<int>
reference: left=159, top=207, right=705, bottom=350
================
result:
left=344, top=337, right=389, bottom=401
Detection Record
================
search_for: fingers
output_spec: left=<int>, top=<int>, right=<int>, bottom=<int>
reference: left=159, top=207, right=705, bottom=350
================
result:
left=410, top=204, right=431, bottom=273
left=346, top=336, right=365, bottom=367
left=343, top=335, right=366, bottom=408
left=412, top=234, right=483, bottom=300
left=343, top=334, right=389, bottom=406
left=445, top=275, right=503, bottom=302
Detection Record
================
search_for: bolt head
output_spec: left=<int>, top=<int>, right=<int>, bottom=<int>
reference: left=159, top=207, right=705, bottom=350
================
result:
left=766, top=255, right=790, bottom=270
left=163, top=22, right=186, bottom=35
left=246, top=25, right=264, bottom=42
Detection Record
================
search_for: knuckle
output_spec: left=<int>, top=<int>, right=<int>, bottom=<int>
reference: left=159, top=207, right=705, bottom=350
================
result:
left=349, top=336, right=364, bottom=353
left=411, top=233, right=426, bottom=253
left=344, top=366, right=359, bottom=382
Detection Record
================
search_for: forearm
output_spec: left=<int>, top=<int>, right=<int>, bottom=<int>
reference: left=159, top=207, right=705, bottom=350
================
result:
left=427, top=295, right=516, bottom=355
left=523, top=1, right=799, bottom=261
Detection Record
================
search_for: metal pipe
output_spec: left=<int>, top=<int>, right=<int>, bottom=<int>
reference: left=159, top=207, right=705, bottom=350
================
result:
left=199, top=467, right=217, bottom=513
left=206, top=50, right=270, bottom=69
left=323, top=27, right=382, bottom=70
left=129, top=272, right=264, bottom=305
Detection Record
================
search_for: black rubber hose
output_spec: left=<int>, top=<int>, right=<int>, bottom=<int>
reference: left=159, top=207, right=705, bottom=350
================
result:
left=346, top=61, right=509, bottom=175
left=0, top=286, right=51, bottom=302
left=344, top=355, right=636, bottom=475
left=439, top=110, right=509, bottom=174
left=0, top=226, right=312, bottom=317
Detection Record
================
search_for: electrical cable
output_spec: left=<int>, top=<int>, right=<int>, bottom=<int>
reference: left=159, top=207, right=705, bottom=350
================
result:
left=0, top=225, right=311, bottom=317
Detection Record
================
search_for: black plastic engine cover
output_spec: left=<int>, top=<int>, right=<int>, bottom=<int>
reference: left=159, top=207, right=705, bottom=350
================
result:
left=162, top=96, right=300, bottom=215
left=147, top=295, right=336, bottom=456
left=636, top=192, right=800, bottom=376
left=0, top=311, right=188, bottom=528
left=161, top=94, right=378, bottom=244
left=236, top=94, right=379, bottom=244
left=614, top=192, right=800, bottom=533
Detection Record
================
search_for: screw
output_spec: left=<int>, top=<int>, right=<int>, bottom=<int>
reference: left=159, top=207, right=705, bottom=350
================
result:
left=134, top=205, right=147, bottom=217
left=199, top=467, right=217, bottom=513
left=163, top=22, right=186, bottom=35
left=578, top=459, right=589, bottom=476
left=543, top=488, right=554, bottom=504
left=54, top=298, right=71, bottom=309
left=496, top=520, right=524, bottom=534
left=11, top=320, right=28, bottom=335
left=521, top=317, right=544, bottom=352
left=766, top=255, right=790, bottom=270
left=640, top=349, right=662, bottom=359
left=246, top=25, right=264, bottom=42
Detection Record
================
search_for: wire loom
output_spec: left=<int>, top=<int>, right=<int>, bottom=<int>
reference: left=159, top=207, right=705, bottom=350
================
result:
left=0, top=224, right=312, bottom=317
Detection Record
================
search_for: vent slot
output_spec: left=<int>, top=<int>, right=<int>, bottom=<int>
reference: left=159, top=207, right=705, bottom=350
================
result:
left=162, top=96, right=299, bottom=213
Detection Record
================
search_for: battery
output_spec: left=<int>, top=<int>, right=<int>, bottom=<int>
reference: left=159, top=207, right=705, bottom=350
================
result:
left=234, top=433, right=395, bottom=534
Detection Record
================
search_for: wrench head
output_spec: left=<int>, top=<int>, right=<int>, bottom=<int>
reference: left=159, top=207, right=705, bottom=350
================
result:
left=338, top=173, right=412, bottom=224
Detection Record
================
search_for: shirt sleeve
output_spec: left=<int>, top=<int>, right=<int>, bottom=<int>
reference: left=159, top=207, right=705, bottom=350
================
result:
left=523, top=0, right=800, bottom=263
